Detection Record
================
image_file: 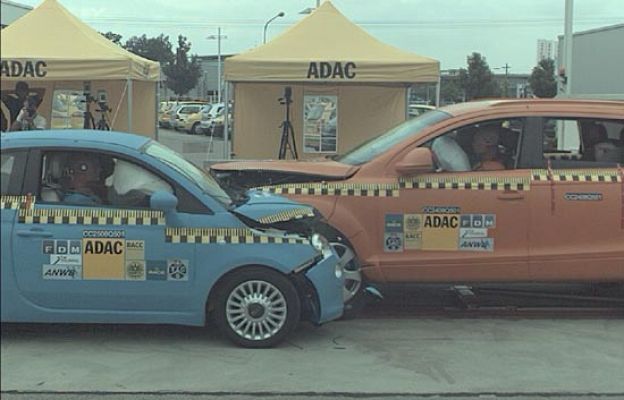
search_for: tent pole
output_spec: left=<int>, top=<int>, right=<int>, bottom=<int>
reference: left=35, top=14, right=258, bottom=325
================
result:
left=155, top=77, right=160, bottom=140
left=435, top=78, right=441, bottom=107
left=127, top=78, right=133, bottom=133
left=223, top=81, right=230, bottom=160
left=405, top=86, right=411, bottom=119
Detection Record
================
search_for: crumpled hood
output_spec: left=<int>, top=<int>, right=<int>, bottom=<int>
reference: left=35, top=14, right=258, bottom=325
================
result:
left=211, top=159, right=358, bottom=180
left=232, top=190, right=316, bottom=224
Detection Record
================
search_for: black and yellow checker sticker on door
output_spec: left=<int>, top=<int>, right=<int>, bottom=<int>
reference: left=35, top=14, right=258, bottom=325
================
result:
left=1, top=195, right=35, bottom=210
left=531, top=169, right=621, bottom=183
left=399, top=176, right=530, bottom=191
left=165, top=227, right=307, bottom=244
left=256, top=207, right=316, bottom=224
left=256, top=183, right=400, bottom=197
left=18, top=208, right=165, bottom=226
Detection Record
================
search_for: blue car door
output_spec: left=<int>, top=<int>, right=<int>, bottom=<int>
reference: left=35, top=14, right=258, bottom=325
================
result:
left=1, top=149, right=29, bottom=320
left=10, top=149, right=198, bottom=319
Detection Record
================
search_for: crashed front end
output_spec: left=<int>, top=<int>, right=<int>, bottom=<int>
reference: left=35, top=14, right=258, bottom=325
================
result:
left=230, top=191, right=344, bottom=323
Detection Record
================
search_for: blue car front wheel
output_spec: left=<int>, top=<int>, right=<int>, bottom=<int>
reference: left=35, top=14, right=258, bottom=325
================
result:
left=213, top=267, right=301, bottom=348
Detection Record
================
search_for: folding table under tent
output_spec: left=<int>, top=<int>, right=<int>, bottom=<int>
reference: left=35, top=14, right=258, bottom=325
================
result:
left=0, top=0, right=160, bottom=137
left=223, top=1, right=440, bottom=160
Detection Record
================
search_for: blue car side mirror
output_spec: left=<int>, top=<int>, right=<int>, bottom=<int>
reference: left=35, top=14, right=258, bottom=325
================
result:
left=150, top=191, right=178, bottom=212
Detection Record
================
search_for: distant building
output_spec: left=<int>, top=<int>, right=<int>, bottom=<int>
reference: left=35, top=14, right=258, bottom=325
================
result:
left=557, top=23, right=624, bottom=98
left=0, top=0, right=32, bottom=28
left=536, top=39, right=558, bottom=63
left=185, top=54, right=236, bottom=101
left=494, top=73, right=531, bottom=98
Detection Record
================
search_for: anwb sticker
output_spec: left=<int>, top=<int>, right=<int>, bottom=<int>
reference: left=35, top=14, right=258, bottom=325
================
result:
left=42, top=264, right=82, bottom=280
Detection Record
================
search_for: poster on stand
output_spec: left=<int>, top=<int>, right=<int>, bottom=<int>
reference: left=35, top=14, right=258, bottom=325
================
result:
left=303, top=94, right=337, bottom=153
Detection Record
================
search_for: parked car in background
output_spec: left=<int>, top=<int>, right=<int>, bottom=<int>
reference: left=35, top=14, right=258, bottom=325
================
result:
left=171, top=103, right=204, bottom=131
left=199, top=103, right=225, bottom=135
left=159, top=101, right=207, bottom=129
left=408, top=104, right=436, bottom=118
left=204, top=107, right=233, bottom=138
left=179, top=104, right=211, bottom=135
left=211, top=99, right=624, bottom=306
left=1, top=130, right=345, bottom=347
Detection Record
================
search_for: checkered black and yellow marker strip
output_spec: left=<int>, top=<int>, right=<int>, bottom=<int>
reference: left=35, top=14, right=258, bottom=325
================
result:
left=531, top=169, right=621, bottom=183
left=18, top=208, right=165, bottom=225
left=545, top=153, right=582, bottom=161
left=165, top=227, right=307, bottom=244
left=1, top=195, right=35, bottom=210
left=256, top=183, right=400, bottom=197
left=399, top=176, right=530, bottom=191
left=257, top=207, right=315, bottom=224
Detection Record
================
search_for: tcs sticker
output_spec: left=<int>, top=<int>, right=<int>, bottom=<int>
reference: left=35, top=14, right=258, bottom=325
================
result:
left=167, top=259, right=189, bottom=281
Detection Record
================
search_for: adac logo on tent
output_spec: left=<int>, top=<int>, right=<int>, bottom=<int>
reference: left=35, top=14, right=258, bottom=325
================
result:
left=307, top=62, right=356, bottom=79
left=1, top=60, right=48, bottom=78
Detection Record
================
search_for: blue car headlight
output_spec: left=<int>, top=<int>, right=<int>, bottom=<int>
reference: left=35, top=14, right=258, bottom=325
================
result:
left=310, top=233, right=343, bottom=279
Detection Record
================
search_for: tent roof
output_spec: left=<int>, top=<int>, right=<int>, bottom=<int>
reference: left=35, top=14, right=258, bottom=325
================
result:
left=225, top=1, right=439, bottom=83
left=0, top=0, right=159, bottom=81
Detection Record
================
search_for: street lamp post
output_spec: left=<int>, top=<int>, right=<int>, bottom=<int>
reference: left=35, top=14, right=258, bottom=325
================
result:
left=206, top=27, right=227, bottom=103
left=263, top=12, right=285, bottom=44
left=494, top=63, right=511, bottom=97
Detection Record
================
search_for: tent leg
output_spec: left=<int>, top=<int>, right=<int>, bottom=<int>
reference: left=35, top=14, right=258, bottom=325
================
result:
left=435, top=78, right=441, bottom=107
left=223, top=81, right=230, bottom=160
left=127, top=78, right=133, bottom=133
left=405, top=86, right=411, bottom=119
left=155, top=78, right=160, bottom=140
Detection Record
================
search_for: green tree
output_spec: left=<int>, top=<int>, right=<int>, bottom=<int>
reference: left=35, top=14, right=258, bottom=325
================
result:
left=529, top=58, right=557, bottom=98
left=459, top=52, right=500, bottom=100
left=440, top=78, right=463, bottom=104
left=163, top=35, right=202, bottom=97
left=124, top=34, right=175, bottom=65
left=100, top=31, right=123, bottom=45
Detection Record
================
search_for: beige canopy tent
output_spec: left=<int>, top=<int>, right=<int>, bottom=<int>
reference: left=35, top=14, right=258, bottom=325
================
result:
left=224, top=0, right=439, bottom=159
left=0, top=0, right=160, bottom=137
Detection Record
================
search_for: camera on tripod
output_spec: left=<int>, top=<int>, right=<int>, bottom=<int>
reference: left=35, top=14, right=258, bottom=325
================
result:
left=278, top=86, right=292, bottom=105
left=277, top=86, right=297, bottom=160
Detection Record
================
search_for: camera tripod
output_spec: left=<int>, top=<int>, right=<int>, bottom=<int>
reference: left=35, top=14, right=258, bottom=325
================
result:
left=278, top=91, right=298, bottom=160
left=83, top=100, right=111, bottom=131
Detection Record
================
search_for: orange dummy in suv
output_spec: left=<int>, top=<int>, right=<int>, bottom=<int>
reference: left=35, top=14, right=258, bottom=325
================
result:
left=212, top=99, right=624, bottom=302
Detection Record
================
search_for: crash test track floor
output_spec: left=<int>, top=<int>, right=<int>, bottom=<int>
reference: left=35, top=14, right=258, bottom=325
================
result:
left=1, top=285, right=623, bottom=397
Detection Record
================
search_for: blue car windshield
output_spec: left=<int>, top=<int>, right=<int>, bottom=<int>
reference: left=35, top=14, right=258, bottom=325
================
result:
left=338, top=110, right=452, bottom=166
left=144, top=141, right=232, bottom=206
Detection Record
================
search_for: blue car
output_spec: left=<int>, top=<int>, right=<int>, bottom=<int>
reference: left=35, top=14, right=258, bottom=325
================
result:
left=0, top=130, right=344, bottom=348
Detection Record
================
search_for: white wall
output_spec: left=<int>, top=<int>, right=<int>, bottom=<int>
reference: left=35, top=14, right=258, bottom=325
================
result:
left=558, top=24, right=624, bottom=97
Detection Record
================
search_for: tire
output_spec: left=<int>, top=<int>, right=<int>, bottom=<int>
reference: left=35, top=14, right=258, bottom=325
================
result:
left=213, top=267, right=301, bottom=348
left=191, top=122, right=200, bottom=135
left=315, top=224, right=365, bottom=317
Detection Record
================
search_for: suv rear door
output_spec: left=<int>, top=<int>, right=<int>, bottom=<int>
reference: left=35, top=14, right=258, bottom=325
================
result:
left=527, top=116, right=624, bottom=281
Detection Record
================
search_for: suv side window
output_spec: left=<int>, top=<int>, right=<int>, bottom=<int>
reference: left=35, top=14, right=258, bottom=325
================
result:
left=542, top=118, right=624, bottom=166
left=1, top=150, right=27, bottom=195
left=427, top=118, right=524, bottom=172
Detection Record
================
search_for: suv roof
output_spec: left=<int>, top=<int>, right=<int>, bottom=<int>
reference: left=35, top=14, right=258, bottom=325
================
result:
left=441, top=98, right=624, bottom=117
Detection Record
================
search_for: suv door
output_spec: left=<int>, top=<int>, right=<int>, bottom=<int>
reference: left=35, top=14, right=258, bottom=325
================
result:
left=375, top=117, right=531, bottom=282
left=11, top=149, right=197, bottom=314
left=527, top=116, right=624, bottom=281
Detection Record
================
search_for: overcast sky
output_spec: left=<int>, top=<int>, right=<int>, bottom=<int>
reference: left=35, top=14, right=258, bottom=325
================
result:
left=18, top=0, right=624, bottom=73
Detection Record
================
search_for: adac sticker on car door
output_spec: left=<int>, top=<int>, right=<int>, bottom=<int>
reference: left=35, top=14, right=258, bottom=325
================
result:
left=384, top=206, right=495, bottom=253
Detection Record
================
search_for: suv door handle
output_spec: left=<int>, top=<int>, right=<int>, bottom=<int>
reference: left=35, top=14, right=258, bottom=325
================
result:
left=497, top=191, right=525, bottom=201
left=16, top=229, right=53, bottom=238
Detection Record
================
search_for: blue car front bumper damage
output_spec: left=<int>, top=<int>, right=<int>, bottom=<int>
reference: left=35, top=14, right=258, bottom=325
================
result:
left=292, top=251, right=344, bottom=324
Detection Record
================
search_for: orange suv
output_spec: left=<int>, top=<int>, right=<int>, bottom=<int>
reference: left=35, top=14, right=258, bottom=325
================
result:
left=212, top=99, right=624, bottom=303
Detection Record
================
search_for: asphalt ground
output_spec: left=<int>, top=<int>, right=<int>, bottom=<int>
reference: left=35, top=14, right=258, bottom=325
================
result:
left=2, top=285, right=623, bottom=398
left=157, top=127, right=228, bottom=168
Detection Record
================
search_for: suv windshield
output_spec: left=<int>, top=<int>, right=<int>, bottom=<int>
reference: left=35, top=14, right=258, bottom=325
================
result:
left=338, top=110, right=452, bottom=165
left=144, top=141, right=231, bottom=206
